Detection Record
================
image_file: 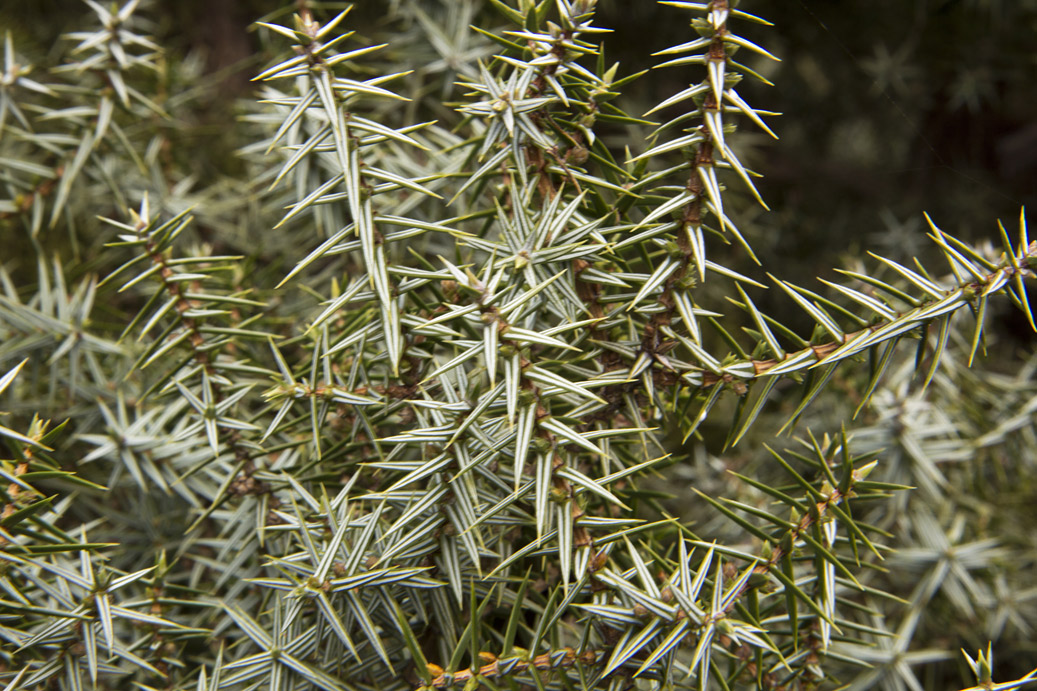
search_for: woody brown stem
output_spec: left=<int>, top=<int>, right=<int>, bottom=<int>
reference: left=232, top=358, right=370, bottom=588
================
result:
left=422, top=647, right=602, bottom=689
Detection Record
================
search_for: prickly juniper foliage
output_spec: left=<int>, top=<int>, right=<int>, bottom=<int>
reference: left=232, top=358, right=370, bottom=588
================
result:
left=1, top=1, right=1035, bottom=690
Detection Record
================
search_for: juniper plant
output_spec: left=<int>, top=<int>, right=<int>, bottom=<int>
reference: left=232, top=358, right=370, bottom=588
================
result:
left=1, top=1, right=1035, bottom=690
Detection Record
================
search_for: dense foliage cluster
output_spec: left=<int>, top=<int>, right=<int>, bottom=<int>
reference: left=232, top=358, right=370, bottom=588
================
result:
left=1, top=1, right=1035, bottom=690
